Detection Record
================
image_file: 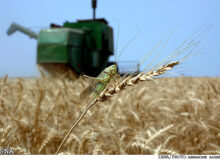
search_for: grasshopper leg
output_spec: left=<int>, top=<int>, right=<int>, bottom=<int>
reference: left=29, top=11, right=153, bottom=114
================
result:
left=83, top=75, right=98, bottom=81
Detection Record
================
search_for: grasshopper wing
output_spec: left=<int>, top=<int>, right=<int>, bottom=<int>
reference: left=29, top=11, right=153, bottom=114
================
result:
left=80, top=84, right=96, bottom=99
left=80, top=76, right=99, bottom=100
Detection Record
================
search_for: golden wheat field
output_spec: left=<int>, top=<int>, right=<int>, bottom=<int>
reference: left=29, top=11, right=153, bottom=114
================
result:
left=0, top=75, right=220, bottom=155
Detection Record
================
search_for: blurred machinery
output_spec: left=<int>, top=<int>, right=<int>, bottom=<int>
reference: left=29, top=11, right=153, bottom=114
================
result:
left=7, top=0, right=139, bottom=77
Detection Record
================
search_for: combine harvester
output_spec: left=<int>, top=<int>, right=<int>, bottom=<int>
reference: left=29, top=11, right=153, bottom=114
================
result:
left=7, top=0, right=139, bottom=77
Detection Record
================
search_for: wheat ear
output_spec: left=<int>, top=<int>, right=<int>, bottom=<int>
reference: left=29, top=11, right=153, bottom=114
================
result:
left=98, top=61, right=179, bottom=101
left=55, top=60, right=179, bottom=154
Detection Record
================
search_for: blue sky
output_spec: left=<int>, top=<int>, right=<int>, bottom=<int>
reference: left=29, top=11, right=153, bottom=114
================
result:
left=0, top=0, right=220, bottom=77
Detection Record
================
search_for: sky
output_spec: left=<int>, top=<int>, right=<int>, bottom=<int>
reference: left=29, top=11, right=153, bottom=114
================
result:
left=0, top=0, right=220, bottom=77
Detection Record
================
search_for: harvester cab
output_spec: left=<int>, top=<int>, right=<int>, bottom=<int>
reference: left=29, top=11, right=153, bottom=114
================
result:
left=7, top=0, right=115, bottom=76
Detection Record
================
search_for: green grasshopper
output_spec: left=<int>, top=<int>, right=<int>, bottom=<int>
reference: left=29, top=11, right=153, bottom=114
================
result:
left=80, top=64, right=118, bottom=100
left=80, top=24, right=142, bottom=100
left=80, top=26, right=141, bottom=100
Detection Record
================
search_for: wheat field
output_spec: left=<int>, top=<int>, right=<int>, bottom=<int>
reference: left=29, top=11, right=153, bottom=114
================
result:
left=0, top=75, right=220, bottom=155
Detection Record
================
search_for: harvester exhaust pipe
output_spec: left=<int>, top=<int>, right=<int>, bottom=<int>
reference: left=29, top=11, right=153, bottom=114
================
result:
left=7, top=22, right=38, bottom=39
left=92, top=0, right=97, bottom=20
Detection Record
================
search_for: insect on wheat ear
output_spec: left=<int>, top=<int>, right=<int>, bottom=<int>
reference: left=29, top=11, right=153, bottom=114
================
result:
left=79, top=23, right=140, bottom=100
left=79, top=64, right=118, bottom=101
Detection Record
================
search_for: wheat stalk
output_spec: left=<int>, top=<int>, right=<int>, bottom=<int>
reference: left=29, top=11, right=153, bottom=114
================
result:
left=55, top=98, right=98, bottom=154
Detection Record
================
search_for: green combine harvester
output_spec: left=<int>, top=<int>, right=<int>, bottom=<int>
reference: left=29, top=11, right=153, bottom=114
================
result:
left=7, top=0, right=139, bottom=77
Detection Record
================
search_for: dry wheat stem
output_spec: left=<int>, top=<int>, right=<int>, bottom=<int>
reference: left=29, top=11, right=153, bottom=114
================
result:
left=55, top=98, right=98, bottom=154
left=55, top=60, right=179, bottom=154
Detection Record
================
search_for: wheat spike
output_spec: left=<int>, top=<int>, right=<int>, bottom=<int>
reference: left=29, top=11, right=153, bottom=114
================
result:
left=98, top=61, right=179, bottom=101
left=0, top=124, right=12, bottom=148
